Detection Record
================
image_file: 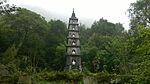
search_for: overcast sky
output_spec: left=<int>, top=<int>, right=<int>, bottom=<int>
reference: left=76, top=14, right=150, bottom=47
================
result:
left=8, top=0, right=136, bottom=30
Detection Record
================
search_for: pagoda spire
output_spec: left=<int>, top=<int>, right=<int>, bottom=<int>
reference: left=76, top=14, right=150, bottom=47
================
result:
left=71, top=8, right=76, bottom=18
left=73, top=8, right=74, bottom=13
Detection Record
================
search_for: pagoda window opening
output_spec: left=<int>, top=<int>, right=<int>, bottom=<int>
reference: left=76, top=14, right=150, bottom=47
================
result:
left=72, top=34, right=75, bottom=37
left=72, top=27, right=75, bottom=30
left=72, top=41, right=76, bottom=45
left=72, top=20, right=75, bottom=24
left=72, top=49, right=76, bottom=54
left=72, top=59, right=76, bottom=65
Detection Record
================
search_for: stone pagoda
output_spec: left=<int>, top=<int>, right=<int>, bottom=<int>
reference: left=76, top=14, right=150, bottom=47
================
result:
left=65, top=9, right=82, bottom=72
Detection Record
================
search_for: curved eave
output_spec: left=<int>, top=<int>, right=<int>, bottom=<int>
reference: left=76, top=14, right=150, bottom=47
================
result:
left=69, top=18, right=78, bottom=20
left=69, top=23, right=79, bottom=25
left=66, top=45, right=81, bottom=48
left=68, top=30, right=79, bottom=32
left=67, top=37, right=80, bottom=39
left=66, top=54, right=80, bottom=56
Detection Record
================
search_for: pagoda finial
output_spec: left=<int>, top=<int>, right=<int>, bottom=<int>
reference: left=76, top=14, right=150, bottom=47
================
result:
left=73, top=8, right=74, bottom=13
left=72, top=8, right=76, bottom=18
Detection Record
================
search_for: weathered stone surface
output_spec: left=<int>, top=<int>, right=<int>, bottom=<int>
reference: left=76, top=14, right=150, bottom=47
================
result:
left=83, top=76, right=97, bottom=84
left=65, top=9, right=82, bottom=72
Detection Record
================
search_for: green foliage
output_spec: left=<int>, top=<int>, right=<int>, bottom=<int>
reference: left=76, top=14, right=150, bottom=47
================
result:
left=126, top=26, right=150, bottom=83
left=0, top=0, right=18, bottom=15
left=44, top=20, right=67, bottom=71
left=127, top=2, right=150, bottom=83
left=91, top=18, right=124, bottom=36
left=31, top=71, right=83, bottom=84
left=80, top=19, right=126, bottom=73
left=0, top=8, right=67, bottom=72
left=129, top=0, right=150, bottom=29
left=0, top=0, right=150, bottom=83
left=1, top=44, right=17, bottom=64
left=0, top=64, right=19, bottom=84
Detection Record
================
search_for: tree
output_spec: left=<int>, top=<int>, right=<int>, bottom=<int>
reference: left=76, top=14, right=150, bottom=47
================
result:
left=127, top=26, right=150, bottom=83
left=91, top=18, right=124, bottom=36
left=45, top=20, right=67, bottom=70
left=0, top=8, right=49, bottom=71
left=0, top=0, right=18, bottom=15
left=48, top=20, right=67, bottom=45
left=80, top=19, right=125, bottom=73
left=129, top=0, right=150, bottom=29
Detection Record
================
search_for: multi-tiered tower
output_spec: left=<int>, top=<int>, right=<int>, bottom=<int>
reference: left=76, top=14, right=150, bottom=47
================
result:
left=65, top=9, right=82, bottom=71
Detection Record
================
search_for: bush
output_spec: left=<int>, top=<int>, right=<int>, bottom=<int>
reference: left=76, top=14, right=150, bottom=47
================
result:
left=32, top=71, right=83, bottom=83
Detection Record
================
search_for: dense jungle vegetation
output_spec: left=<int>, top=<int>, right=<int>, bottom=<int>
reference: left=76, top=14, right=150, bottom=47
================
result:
left=0, top=0, right=150, bottom=83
